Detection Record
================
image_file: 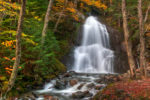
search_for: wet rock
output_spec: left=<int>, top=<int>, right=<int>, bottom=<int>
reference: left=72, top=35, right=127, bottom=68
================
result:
left=55, top=80, right=66, bottom=89
left=70, top=79, right=78, bottom=86
left=72, top=91, right=93, bottom=99
left=84, top=91, right=93, bottom=97
left=69, top=71, right=76, bottom=75
left=95, top=79, right=103, bottom=83
left=87, top=83, right=95, bottom=89
left=77, top=83, right=85, bottom=89
left=100, top=75, right=121, bottom=83
left=63, top=72, right=71, bottom=77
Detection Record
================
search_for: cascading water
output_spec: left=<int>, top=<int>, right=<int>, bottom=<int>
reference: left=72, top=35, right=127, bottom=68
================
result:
left=24, top=16, right=116, bottom=100
left=73, top=16, right=114, bottom=73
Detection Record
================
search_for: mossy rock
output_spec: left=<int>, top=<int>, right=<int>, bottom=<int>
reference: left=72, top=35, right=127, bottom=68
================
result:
left=44, top=74, right=56, bottom=79
left=43, top=59, right=66, bottom=79
left=53, top=58, right=67, bottom=73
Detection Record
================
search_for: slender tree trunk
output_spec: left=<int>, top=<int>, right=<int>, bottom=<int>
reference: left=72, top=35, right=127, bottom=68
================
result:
left=74, top=0, right=78, bottom=8
left=144, top=4, right=150, bottom=23
left=6, top=0, right=26, bottom=94
left=122, top=0, right=136, bottom=78
left=138, top=0, right=147, bottom=77
left=41, top=0, right=53, bottom=44
left=53, top=0, right=68, bottom=33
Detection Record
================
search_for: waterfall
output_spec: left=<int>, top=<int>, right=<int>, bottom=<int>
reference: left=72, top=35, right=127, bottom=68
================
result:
left=73, top=16, right=114, bottom=73
left=35, top=16, right=115, bottom=100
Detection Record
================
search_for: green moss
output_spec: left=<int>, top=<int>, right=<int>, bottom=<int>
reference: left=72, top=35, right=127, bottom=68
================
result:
left=53, top=58, right=67, bottom=73
left=44, top=74, right=56, bottom=79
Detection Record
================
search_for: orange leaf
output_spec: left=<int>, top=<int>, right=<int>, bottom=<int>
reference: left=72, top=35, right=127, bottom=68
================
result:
left=12, top=57, right=16, bottom=60
left=4, top=57, right=10, bottom=60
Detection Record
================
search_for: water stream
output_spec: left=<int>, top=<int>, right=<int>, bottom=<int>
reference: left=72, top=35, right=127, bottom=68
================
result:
left=33, top=16, right=115, bottom=100
left=35, top=73, right=107, bottom=100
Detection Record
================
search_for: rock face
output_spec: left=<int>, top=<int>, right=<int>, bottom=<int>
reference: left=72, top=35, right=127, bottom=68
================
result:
left=106, top=26, right=129, bottom=73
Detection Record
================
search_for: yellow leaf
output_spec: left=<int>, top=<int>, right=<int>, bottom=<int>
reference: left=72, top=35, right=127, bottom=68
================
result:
left=0, top=76, right=7, bottom=81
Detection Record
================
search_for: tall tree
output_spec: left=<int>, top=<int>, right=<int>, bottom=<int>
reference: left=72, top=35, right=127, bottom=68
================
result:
left=41, top=0, right=53, bottom=44
left=138, top=0, right=147, bottom=76
left=122, top=0, right=136, bottom=78
left=6, top=0, right=26, bottom=95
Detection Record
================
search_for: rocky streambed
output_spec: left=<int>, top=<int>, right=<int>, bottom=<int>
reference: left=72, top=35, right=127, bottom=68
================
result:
left=19, top=71, right=121, bottom=100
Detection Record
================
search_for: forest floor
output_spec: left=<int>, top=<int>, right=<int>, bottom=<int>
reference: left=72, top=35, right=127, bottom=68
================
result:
left=93, top=79, right=150, bottom=100
left=93, top=68, right=150, bottom=100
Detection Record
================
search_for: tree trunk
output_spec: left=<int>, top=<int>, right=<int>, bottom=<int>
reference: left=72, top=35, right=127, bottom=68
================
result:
left=122, top=0, right=136, bottom=78
left=74, top=0, right=78, bottom=8
left=109, top=0, right=112, bottom=6
left=53, top=0, right=68, bottom=33
left=138, top=0, right=147, bottom=77
left=144, top=4, right=150, bottom=23
left=7, top=0, right=26, bottom=93
left=41, top=0, right=53, bottom=44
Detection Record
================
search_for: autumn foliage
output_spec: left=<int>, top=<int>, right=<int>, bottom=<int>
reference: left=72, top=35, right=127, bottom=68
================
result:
left=95, top=79, right=150, bottom=100
left=52, top=0, right=107, bottom=22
